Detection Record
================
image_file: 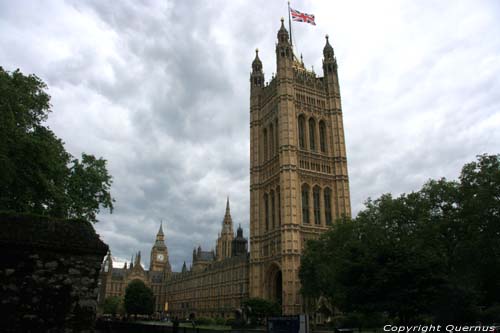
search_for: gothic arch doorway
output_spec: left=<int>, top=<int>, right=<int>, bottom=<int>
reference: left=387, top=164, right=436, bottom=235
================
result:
left=266, top=263, right=283, bottom=305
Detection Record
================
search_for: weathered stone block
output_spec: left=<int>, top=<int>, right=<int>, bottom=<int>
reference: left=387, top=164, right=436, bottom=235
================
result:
left=0, top=212, right=108, bottom=333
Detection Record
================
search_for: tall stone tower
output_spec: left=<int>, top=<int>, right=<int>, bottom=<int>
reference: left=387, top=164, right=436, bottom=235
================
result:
left=216, top=198, right=235, bottom=260
left=150, top=222, right=172, bottom=273
left=249, top=19, right=351, bottom=314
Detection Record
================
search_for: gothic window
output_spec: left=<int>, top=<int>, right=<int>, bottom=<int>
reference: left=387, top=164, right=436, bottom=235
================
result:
left=309, top=118, right=316, bottom=151
left=319, top=121, right=327, bottom=153
left=264, top=193, right=269, bottom=231
left=275, top=118, right=279, bottom=155
left=263, top=128, right=268, bottom=161
left=298, top=115, right=306, bottom=149
left=269, top=124, right=274, bottom=157
left=270, top=190, right=275, bottom=229
left=277, top=186, right=281, bottom=226
left=324, top=187, right=332, bottom=225
left=301, top=184, right=310, bottom=224
left=313, top=186, right=321, bottom=225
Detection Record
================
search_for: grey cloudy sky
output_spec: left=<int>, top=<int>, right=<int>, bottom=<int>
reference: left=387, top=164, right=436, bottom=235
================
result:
left=1, top=0, right=499, bottom=270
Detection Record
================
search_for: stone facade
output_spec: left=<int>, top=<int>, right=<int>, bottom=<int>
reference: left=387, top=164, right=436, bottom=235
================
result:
left=249, top=19, right=351, bottom=314
left=98, top=20, right=350, bottom=318
left=164, top=252, right=249, bottom=319
left=98, top=223, right=172, bottom=312
left=98, top=199, right=250, bottom=318
left=0, top=212, right=108, bottom=332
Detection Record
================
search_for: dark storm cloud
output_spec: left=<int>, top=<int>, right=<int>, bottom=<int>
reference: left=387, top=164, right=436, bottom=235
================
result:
left=1, top=0, right=499, bottom=270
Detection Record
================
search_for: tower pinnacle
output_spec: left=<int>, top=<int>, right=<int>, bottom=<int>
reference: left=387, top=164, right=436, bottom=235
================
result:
left=323, top=34, right=334, bottom=59
left=222, top=197, right=233, bottom=233
left=158, top=220, right=164, bottom=238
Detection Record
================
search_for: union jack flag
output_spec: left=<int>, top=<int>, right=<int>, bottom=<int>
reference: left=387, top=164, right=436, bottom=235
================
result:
left=290, top=8, right=316, bottom=26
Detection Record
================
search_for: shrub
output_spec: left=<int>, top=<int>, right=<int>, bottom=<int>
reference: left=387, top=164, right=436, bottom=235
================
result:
left=214, top=317, right=226, bottom=325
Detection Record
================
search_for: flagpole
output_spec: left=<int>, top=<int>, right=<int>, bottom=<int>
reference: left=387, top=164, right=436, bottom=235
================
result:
left=288, top=1, right=293, bottom=46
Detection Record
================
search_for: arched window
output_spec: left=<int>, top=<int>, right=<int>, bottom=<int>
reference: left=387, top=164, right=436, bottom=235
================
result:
left=309, top=118, right=316, bottom=151
left=319, top=121, right=327, bottom=153
left=269, top=124, right=274, bottom=157
left=313, top=186, right=321, bottom=225
left=270, top=190, right=275, bottom=229
left=275, top=119, right=279, bottom=155
left=263, top=128, right=268, bottom=161
left=264, top=193, right=269, bottom=231
left=298, top=115, right=306, bottom=149
left=277, top=186, right=281, bottom=226
left=301, top=184, right=310, bottom=224
left=324, top=187, right=332, bottom=225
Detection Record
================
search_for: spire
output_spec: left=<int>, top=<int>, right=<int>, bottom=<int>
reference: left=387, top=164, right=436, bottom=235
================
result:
left=323, top=34, right=337, bottom=76
left=252, top=49, right=262, bottom=72
left=130, top=255, right=134, bottom=269
left=158, top=220, right=164, bottom=237
left=222, top=197, right=233, bottom=233
left=323, top=34, right=334, bottom=59
left=106, top=250, right=113, bottom=270
left=225, top=196, right=230, bottom=215
left=135, top=251, right=141, bottom=267
left=251, top=48, right=264, bottom=88
left=182, top=261, right=187, bottom=273
left=277, top=17, right=290, bottom=44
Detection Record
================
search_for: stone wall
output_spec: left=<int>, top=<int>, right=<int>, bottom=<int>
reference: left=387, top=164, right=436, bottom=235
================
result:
left=0, top=212, right=108, bottom=332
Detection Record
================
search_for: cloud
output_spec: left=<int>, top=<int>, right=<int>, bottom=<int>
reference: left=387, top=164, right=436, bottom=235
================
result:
left=1, top=0, right=499, bottom=270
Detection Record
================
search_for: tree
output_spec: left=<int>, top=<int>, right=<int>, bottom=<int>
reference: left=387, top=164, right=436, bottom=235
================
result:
left=102, top=296, right=122, bottom=316
left=0, top=67, right=114, bottom=222
left=242, top=297, right=281, bottom=325
left=300, top=154, right=500, bottom=325
left=124, top=280, right=154, bottom=316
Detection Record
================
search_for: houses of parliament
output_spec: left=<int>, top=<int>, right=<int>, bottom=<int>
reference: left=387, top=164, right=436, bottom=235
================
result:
left=98, top=19, right=351, bottom=318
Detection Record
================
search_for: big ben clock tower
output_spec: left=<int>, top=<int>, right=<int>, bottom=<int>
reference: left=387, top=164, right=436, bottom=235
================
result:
left=150, top=222, right=172, bottom=273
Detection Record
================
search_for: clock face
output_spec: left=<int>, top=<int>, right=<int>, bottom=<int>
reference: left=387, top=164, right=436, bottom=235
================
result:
left=157, top=254, right=164, bottom=261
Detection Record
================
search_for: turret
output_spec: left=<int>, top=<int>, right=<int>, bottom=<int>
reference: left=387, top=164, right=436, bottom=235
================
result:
left=322, top=35, right=337, bottom=76
left=251, top=49, right=264, bottom=89
left=231, top=224, right=248, bottom=257
left=276, top=18, right=293, bottom=75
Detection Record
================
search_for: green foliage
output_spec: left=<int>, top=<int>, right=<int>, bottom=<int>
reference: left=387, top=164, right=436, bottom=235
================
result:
left=102, top=296, right=122, bottom=315
left=242, top=297, right=281, bottom=324
left=0, top=67, right=114, bottom=222
left=195, top=317, right=215, bottom=325
left=67, top=154, right=114, bottom=223
left=214, top=317, right=226, bottom=325
left=300, top=154, right=500, bottom=325
left=123, top=280, right=154, bottom=316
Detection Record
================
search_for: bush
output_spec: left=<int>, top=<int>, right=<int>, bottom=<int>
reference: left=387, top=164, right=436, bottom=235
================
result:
left=214, top=317, right=226, bottom=325
left=195, top=317, right=215, bottom=326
